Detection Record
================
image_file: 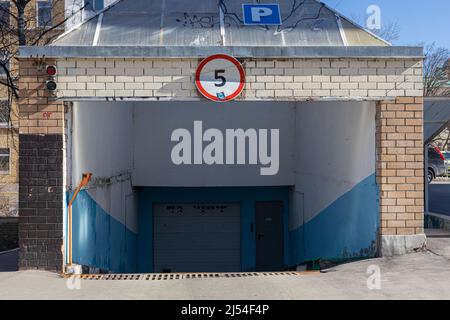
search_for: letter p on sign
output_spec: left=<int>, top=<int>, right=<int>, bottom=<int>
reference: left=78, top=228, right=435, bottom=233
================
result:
left=242, top=4, right=282, bottom=25
left=251, top=7, right=273, bottom=22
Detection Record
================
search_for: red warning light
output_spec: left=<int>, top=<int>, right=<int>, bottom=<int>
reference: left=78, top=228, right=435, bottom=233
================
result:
left=46, top=65, right=57, bottom=76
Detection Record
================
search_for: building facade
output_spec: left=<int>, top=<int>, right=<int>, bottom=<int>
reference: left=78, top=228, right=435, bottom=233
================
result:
left=18, top=0, right=426, bottom=273
left=0, top=0, right=68, bottom=219
left=0, top=0, right=70, bottom=251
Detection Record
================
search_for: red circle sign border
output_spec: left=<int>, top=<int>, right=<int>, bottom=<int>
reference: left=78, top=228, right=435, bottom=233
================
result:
left=195, top=54, right=245, bottom=102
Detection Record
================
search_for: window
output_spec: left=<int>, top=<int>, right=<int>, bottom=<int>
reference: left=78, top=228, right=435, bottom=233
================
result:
left=0, top=1, right=10, bottom=26
left=0, top=49, right=9, bottom=76
left=0, top=148, right=10, bottom=173
left=0, top=61, right=8, bottom=75
left=37, top=0, right=52, bottom=27
left=0, top=100, right=9, bottom=126
left=92, top=0, right=104, bottom=11
left=0, top=60, right=8, bottom=76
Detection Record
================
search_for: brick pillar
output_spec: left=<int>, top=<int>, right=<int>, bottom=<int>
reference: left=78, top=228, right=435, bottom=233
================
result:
left=376, top=97, right=426, bottom=255
left=18, top=58, right=65, bottom=271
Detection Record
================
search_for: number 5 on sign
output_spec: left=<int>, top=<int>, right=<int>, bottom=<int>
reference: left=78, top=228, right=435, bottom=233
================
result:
left=214, top=69, right=226, bottom=87
left=195, top=54, right=245, bottom=102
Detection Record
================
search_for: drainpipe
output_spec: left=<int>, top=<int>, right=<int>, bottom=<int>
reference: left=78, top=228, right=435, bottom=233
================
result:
left=66, top=173, right=92, bottom=274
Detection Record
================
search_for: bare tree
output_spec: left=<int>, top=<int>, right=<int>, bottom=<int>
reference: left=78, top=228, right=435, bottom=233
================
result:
left=423, top=44, right=450, bottom=97
left=373, top=21, right=401, bottom=43
left=0, top=1, right=85, bottom=217
left=432, top=126, right=450, bottom=152
left=0, top=1, right=86, bottom=100
left=349, top=12, right=401, bottom=43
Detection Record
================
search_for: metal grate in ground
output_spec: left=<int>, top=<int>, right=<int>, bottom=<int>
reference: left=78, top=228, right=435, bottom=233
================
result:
left=72, top=271, right=300, bottom=281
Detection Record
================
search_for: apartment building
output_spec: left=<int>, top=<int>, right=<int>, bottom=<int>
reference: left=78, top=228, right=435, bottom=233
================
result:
left=0, top=0, right=68, bottom=251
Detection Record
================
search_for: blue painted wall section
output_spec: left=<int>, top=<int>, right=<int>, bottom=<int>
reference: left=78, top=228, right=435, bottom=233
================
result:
left=69, top=177, right=378, bottom=273
left=289, top=174, right=379, bottom=264
left=137, top=187, right=290, bottom=273
left=70, top=190, right=137, bottom=273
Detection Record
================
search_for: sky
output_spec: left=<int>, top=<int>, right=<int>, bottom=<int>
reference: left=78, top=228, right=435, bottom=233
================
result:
left=321, top=0, right=450, bottom=49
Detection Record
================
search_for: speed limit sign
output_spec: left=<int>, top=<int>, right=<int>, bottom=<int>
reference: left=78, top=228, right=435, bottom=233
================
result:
left=195, top=54, right=245, bottom=102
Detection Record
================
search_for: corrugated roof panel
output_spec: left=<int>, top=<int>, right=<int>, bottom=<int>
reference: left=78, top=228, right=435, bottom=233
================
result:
left=96, top=0, right=222, bottom=46
left=53, top=15, right=99, bottom=46
left=340, top=19, right=387, bottom=46
left=52, top=0, right=390, bottom=47
left=159, top=0, right=222, bottom=46
left=222, top=0, right=343, bottom=46
left=98, top=0, right=163, bottom=46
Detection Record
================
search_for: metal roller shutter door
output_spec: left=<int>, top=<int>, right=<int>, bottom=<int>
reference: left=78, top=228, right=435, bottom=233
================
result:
left=153, top=203, right=241, bottom=272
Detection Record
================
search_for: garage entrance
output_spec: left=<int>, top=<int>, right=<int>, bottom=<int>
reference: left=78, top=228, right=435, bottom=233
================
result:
left=137, top=187, right=290, bottom=273
left=68, top=100, right=377, bottom=273
left=153, top=203, right=241, bottom=273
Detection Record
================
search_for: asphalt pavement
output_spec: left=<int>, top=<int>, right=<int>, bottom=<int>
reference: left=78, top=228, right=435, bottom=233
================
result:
left=0, top=181, right=448, bottom=299
left=0, top=239, right=449, bottom=300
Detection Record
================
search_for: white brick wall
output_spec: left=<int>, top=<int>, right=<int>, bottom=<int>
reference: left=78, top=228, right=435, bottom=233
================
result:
left=56, top=58, right=423, bottom=99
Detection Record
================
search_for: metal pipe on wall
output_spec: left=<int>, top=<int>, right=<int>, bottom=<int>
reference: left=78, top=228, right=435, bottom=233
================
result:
left=66, top=173, right=92, bottom=272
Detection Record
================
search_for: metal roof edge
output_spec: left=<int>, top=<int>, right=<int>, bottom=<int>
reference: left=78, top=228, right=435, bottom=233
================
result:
left=18, top=46, right=424, bottom=59
left=424, top=97, right=450, bottom=102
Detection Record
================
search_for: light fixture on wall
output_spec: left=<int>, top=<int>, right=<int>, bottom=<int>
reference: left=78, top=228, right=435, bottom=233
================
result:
left=46, top=65, right=57, bottom=76
left=45, top=80, right=57, bottom=91
left=45, top=65, right=57, bottom=91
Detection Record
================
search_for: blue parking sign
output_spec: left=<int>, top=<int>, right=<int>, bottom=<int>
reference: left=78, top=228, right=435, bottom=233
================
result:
left=242, top=4, right=282, bottom=25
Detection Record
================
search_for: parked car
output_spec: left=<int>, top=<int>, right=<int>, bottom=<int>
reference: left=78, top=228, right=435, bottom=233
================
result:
left=427, top=145, right=447, bottom=183
left=442, top=151, right=450, bottom=176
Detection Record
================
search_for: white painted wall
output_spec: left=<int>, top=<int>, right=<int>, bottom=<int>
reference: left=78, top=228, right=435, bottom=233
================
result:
left=133, top=101, right=295, bottom=187
left=290, top=101, right=376, bottom=229
left=71, top=101, right=137, bottom=233
left=72, top=101, right=133, bottom=179
left=70, top=100, right=375, bottom=234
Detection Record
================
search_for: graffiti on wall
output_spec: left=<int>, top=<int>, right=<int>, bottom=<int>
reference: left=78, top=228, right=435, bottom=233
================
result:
left=174, top=0, right=327, bottom=33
